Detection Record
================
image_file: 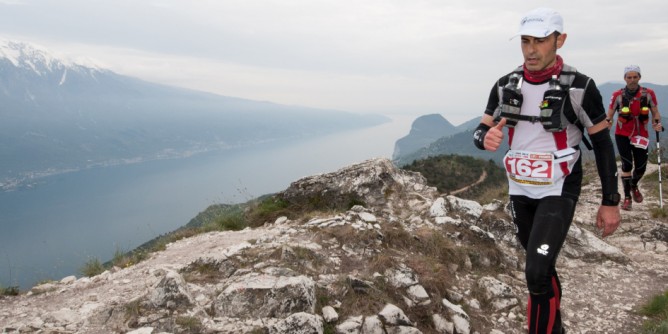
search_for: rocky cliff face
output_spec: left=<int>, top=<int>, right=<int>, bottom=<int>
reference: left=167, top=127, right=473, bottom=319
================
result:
left=1, top=158, right=667, bottom=334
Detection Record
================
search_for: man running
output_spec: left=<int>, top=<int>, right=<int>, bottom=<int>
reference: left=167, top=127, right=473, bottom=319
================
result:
left=472, top=8, right=621, bottom=334
left=607, top=65, right=662, bottom=210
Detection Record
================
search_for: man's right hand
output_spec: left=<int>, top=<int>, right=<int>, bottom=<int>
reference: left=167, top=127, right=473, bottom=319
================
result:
left=484, top=118, right=506, bottom=152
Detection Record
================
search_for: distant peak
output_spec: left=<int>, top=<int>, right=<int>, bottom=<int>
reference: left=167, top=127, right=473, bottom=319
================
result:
left=416, top=113, right=447, bottom=121
left=0, top=37, right=106, bottom=74
left=411, top=113, right=454, bottom=130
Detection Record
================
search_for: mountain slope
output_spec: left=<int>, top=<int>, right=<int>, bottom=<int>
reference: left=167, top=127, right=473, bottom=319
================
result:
left=0, top=39, right=388, bottom=190
left=393, top=82, right=668, bottom=166
left=395, top=127, right=509, bottom=167
left=391, top=114, right=456, bottom=161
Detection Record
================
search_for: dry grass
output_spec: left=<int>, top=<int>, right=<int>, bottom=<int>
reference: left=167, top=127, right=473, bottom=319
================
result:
left=110, top=172, right=510, bottom=332
left=305, top=221, right=506, bottom=332
left=650, top=206, right=668, bottom=219
left=366, top=253, right=401, bottom=276
left=175, top=316, right=203, bottom=333
left=406, top=253, right=451, bottom=297
left=179, top=257, right=242, bottom=286
left=640, top=169, right=668, bottom=221
left=181, top=259, right=227, bottom=284
left=381, top=224, right=417, bottom=250
left=331, top=275, right=398, bottom=319
left=279, top=245, right=326, bottom=273
left=474, top=184, right=509, bottom=205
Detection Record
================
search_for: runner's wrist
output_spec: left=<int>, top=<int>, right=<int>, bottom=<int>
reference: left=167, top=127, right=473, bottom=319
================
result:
left=473, top=123, right=491, bottom=150
left=602, top=192, right=621, bottom=206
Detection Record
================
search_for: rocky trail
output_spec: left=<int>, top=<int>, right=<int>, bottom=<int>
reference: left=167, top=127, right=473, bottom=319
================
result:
left=558, top=163, right=668, bottom=333
left=0, top=158, right=667, bottom=334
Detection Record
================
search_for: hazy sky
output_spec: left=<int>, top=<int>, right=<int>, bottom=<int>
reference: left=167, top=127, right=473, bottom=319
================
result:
left=1, top=0, right=666, bottom=125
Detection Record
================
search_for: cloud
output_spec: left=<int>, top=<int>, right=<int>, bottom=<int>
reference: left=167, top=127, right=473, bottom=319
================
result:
left=0, top=0, right=667, bottom=125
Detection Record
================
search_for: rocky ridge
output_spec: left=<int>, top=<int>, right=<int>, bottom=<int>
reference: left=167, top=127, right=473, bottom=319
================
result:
left=1, top=158, right=667, bottom=334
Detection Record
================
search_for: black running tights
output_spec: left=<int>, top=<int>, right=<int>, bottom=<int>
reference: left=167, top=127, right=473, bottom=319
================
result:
left=509, top=195, right=576, bottom=334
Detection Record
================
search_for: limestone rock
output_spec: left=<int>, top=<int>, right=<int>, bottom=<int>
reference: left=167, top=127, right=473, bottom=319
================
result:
left=0, top=158, right=666, bottom=334
left=268, top=312, right=324, bottom=334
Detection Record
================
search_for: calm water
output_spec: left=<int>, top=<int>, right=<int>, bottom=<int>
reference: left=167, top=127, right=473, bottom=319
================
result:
left=0, top=115, right=413, bottom=289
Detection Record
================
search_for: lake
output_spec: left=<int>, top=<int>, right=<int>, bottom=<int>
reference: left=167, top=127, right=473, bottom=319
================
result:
left=0, top=115, right=414, bottom=290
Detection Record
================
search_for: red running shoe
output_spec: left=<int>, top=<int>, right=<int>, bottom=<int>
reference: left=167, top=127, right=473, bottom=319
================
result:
left=632, top=187, right=644, bottom=203
left=621, top=197, right=632, bottom=211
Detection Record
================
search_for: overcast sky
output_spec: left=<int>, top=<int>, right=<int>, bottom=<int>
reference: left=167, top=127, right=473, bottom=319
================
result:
left=1, top=0, right=666, bottom=125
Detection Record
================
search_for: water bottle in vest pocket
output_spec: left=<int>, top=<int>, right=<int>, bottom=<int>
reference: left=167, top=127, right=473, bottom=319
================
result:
left=539, top=77, right=569, bottom=132
left=639, top=106, right=650, bottom=122
left=497, top=73, right=523, bottom=127
left=618, top=106, right=632, bottom=123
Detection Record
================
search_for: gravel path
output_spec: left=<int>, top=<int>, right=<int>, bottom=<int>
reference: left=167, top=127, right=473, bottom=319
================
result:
left=559, top=163, right=668, bottom=333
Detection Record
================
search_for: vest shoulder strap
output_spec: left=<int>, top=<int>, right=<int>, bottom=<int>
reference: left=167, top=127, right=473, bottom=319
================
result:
left=618, top=87, right=650, bottom=107
left=501, top=64, right=593, bottom=150
left=560, top=65, right=594, bottom=150
left=558, top=64, right=578, bottom=87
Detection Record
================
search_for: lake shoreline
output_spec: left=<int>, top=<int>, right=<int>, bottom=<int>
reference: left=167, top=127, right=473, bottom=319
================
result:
left=0, top=115, right=414, bottom=290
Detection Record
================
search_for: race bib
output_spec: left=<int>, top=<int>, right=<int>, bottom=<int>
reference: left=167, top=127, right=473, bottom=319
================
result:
left=503, top=150, right=554, bottom=186
left=631, top=135, right=649, bottom=149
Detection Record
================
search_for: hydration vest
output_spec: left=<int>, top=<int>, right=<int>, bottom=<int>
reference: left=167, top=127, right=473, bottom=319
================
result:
left=614, top=87, right=652, bottom=123
left=492, top=64, right=593, bottom=149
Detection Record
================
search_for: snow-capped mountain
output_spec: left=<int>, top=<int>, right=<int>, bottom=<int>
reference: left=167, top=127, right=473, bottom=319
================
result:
left=0, top=38, right=101, bottom=75
left=0, top=39, right=388, bottom=190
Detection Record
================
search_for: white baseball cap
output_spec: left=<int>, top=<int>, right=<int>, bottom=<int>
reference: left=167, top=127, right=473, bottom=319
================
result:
left=624, top=65, right=641, bottom=77
left=512, top=8, right=564, bottom=39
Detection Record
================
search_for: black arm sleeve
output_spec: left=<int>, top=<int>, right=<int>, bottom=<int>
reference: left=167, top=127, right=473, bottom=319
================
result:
left=484, top=82, right=500, bottom=116
left=590, top=128, right=619, bottom=205
left=580, top=77, right=607, bottom=124
left=475, top=80, right=503, bottom=150
left=473, top=123, right=491, bottom=150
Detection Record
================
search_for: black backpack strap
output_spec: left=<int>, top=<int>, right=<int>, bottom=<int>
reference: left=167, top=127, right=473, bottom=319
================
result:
left=573, top=79, right=593, bottom=150
left=640, top=87, right=652, bottom=108
left=577, top=123, right=593, bottom=150
left=560, top=67, right=593, bottom=150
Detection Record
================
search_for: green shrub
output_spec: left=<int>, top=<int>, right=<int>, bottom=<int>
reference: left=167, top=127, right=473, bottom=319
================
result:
left=111, top=247, right=135, bottom=268
left=245, top=196, right=292, bottom=227
left=640, top=290, right=668, bottom=334
left=80, top=257, right=105, bottom=277
left=0, top=285, right=19, bottom=296
left=216, top=212, right=247, bottom=231
left=256, top=197, right=290, bottom=216
left=650, top=206, right=668, bottom=219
